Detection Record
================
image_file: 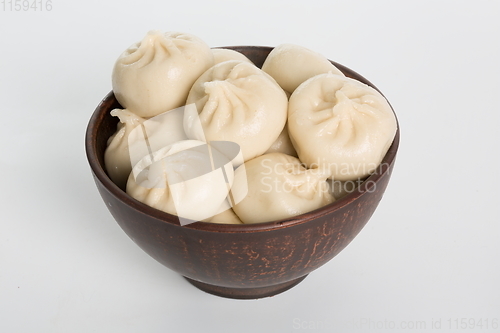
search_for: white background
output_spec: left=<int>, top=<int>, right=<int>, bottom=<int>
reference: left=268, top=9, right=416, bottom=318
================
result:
left=1, top=1, right=499, bottom=332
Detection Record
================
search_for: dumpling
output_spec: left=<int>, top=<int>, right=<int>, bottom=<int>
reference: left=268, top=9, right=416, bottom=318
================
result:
left=203, top=201, right=244, bottom=224
left=112, top=30, right=214, bottom=118
left=288, top=73, right=397, bottom=181
left=205, top=208, right=243, bottom=224
left=104, top=107, right=188, bottom=190
left=127, top=106, right=189, bottom=169
left=104, top=109, right=145, bottom=189
left=184, top=60, right=288, bottom=162
left=261, top=43, right=344, bottom=94
left=328, top=179, right=361, bottom=200
left=211, top=48, right=253, bottom=65
left=232, top=153, right=335, bottom=224
left=264, top=124, right=297, bottom=157
left=127, top=140, right=235, bottom=224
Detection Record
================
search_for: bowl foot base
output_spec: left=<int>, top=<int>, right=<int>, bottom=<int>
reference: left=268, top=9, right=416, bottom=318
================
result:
left=183, top=275, right=308, bottom=299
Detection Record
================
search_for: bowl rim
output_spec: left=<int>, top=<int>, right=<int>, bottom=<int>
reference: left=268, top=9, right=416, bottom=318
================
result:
left=85, top=45, right=400, bottom=233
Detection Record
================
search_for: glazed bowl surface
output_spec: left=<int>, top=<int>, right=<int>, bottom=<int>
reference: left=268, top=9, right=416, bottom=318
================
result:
left=85, top=46, right=400, bottom=299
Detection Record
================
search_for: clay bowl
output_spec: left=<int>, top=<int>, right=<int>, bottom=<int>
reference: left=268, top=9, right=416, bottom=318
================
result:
left=85, top=46, right=400, bottom=299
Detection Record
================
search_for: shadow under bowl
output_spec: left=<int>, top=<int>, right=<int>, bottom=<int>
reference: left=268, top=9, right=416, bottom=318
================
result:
left=85, top=46, right=400, bottom=299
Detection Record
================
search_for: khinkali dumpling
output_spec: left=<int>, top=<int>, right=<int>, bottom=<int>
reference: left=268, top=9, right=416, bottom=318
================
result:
left=112, top=30, right=214, bottom=118
left=211, top=48, right=253, bottom=65
left=328, top=179, right=361, bottom=200
left=264, top=124, right=297, bottom=157
left=104, top=107, right=188, bottom=190
left=262, top=43, right=344, bottom=94
left=203, top=201, right=244, bottom=224
left=104, top=109, right=145, bottom=189
left=184, top=60, right=288, bottom=162
left=232, top=153, right=335, bottom=224
left=288, top=73, right=397, bottom=181
left=126, top=140, right=234, bottom=224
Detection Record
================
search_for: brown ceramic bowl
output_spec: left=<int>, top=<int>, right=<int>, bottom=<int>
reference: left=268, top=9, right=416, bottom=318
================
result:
left=85, top=46, right=400, bottom=299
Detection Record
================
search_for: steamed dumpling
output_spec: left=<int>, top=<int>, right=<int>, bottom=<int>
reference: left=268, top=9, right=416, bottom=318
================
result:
left=211, top=48, right=253, bottom=65
left=288, top=73, right=397, bottom=181
left=129, top=106, right=189, bottom=162
left=328, top=179, right=361, bottom=200
left=203, top=201, right=244, bottom=224
left=112, top=30, right=214, bottom=118
left=204, top=207, right=243, bottom=224
left=104, top=107, right=188, bottom=190
left=126, top=140, right=234, bottom=223
left=264, top=124, right=297, bottom=157
left=184, top=60, right=288, bottom=162
left=104, top=109, right=145, bottom=189
left=232, top=153, right=335, bottom=224
left=262, top=43, right=344, bottom=94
